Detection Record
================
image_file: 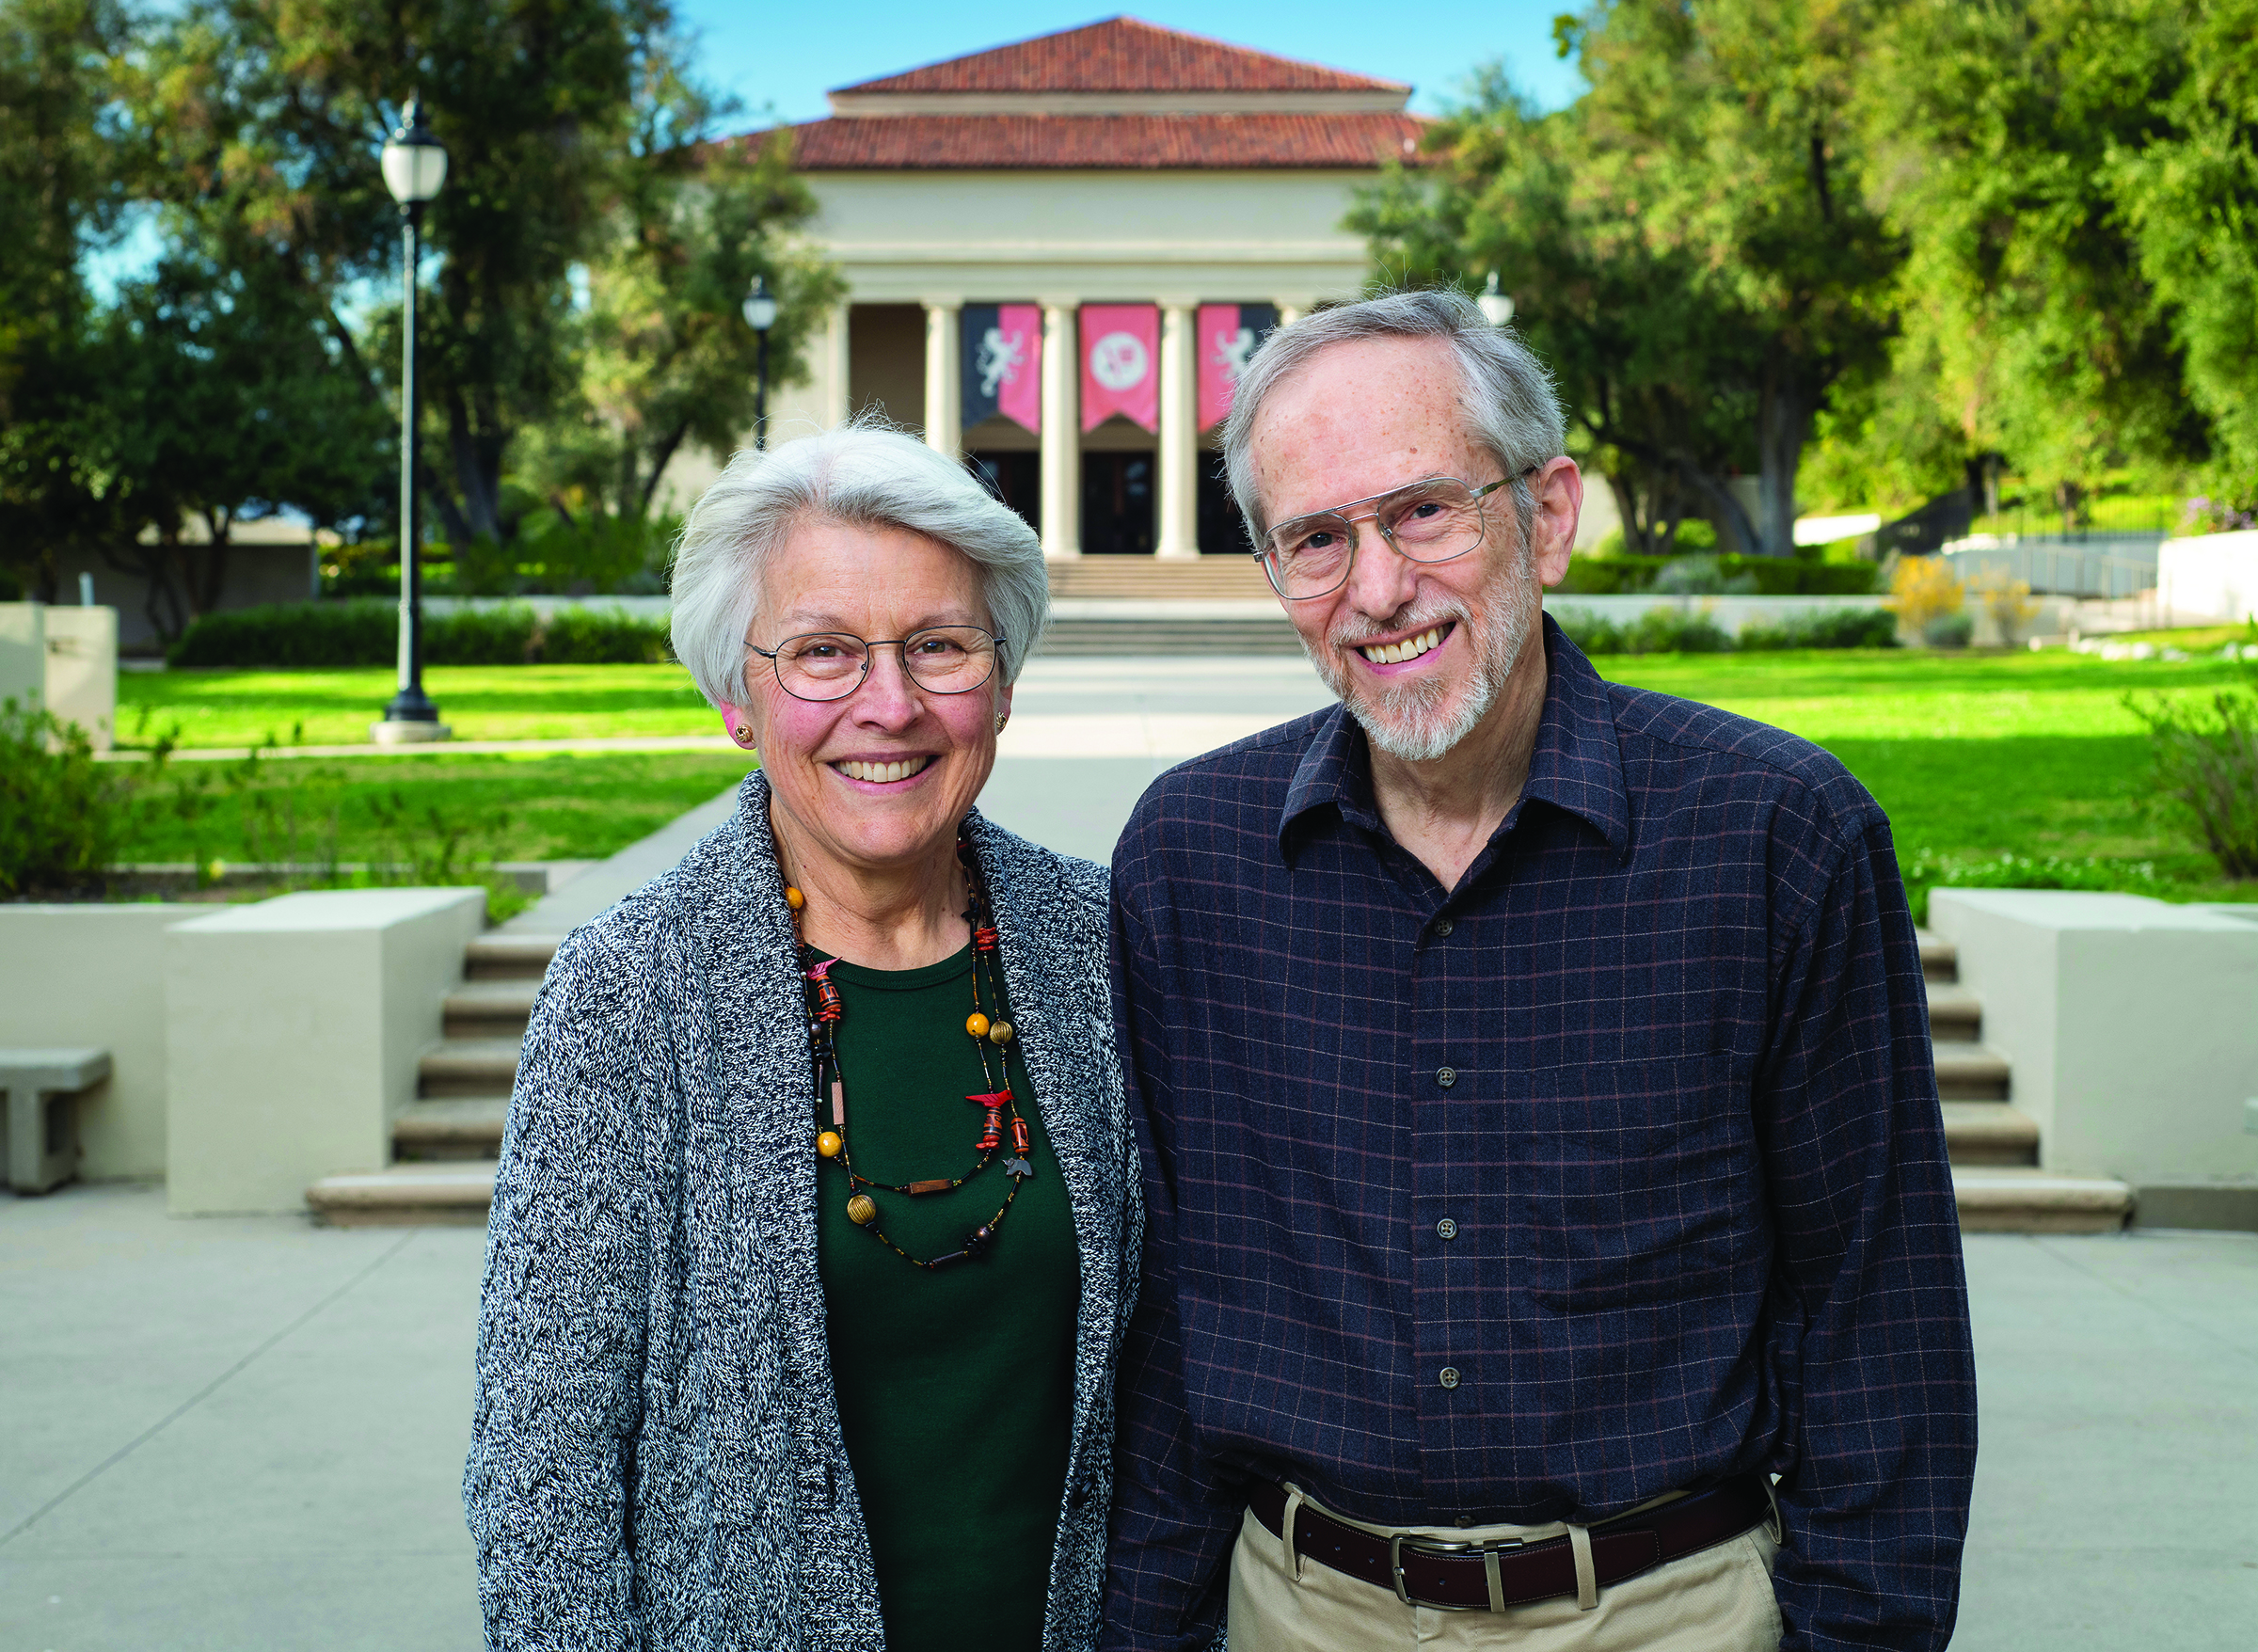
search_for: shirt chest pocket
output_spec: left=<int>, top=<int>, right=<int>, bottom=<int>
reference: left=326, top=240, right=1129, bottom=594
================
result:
left=1506, top=1054, right=1761, bottom=1314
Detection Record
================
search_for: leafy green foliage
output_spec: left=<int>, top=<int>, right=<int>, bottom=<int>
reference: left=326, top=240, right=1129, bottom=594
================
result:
left=2125, top=678, right=2258, bottom=878
left=167, top=599, right=673, bottom=668
left=1737, top=608, right=1900, bottom=650
left=0, top=694, right=129, bottom=895
left=1897, top=847, right=2175, bottom=926
left=1553, top=555, right=1880, bottom=596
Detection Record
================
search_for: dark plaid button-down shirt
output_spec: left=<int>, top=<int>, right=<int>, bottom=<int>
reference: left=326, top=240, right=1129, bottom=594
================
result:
left=1103, top=619, right=1975, bottom=1652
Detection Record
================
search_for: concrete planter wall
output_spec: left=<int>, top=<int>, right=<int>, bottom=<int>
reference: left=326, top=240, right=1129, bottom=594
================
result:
left=0, top=602, right=117, bottom=748
left=1929, top=890, right=2258, bottom=1215
left=0, top=903, right=212, bottom=1180
left=165, top=888, right=485, bottom=1215
left=2155, top=530, right=2258, bottom=625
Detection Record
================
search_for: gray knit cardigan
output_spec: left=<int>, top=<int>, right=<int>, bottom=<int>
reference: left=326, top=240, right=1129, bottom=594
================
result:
left=465, top=770, right=1141, bottom=1651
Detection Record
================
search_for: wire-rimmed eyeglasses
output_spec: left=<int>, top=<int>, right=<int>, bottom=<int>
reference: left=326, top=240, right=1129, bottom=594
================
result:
left=748, top=626, right=1006, bottom=704
left=1252, top=469, right=1536, bottom=600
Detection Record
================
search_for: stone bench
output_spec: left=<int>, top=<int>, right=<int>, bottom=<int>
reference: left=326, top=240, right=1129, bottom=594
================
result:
left=2, top=1048, right=110, bottom=1195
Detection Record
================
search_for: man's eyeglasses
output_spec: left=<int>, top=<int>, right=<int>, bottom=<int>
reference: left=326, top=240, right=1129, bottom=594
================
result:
left=1253, top=470, right=1535, bottom=600
left=748, top=626, right=1005, bottom=704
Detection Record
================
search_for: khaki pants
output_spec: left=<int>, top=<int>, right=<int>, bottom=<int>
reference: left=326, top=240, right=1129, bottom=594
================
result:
left=1227, top=1485, right=1782, bottom=1652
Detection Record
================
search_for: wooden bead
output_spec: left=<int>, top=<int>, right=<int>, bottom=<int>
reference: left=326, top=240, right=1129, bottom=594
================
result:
left=785, top=886, right=804, bottom=911
left=817, top=1131, right=842, bottom=1159
left=964, top=1012, right=990, bottom=1039
left=987, top=1020, right=1014, bottom=1046
left=847, top=1193, right=877, bottom=1226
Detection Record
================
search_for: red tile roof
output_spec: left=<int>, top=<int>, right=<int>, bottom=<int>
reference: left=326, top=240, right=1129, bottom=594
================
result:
left=791, top=111, right=1428, bottom=171
left=835, top=16, right=1406, bottom=98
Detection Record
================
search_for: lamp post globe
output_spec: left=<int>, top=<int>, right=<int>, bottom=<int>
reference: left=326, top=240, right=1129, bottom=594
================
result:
left=375, top=98, right=451, bottom=742
left=1477, top=270, right=1516, bottom=328
left=744, top=276, right=776, bottom=450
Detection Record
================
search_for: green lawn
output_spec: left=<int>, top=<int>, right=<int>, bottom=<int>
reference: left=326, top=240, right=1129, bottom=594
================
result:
left=119, top=663, right=717, bottom=749
left=111, top=650, right=2258, bottom=910
left=117, top=749, right=758, bottom=867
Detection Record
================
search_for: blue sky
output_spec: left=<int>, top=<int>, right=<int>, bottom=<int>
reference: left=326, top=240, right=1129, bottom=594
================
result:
left=672, top=3, right=1587, bottom=125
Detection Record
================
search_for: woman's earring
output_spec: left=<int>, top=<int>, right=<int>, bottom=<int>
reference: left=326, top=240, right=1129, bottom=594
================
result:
left=732, top=721, right=757, bottom=748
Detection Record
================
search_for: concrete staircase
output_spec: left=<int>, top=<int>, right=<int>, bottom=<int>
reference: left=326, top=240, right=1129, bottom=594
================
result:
left=303, top=925, right=2130, bottom=1233
left=304, top=934, right=554, bottom=1227
left=1924, top=929, right=2133, bottom=1233
left=1039, top=556, right=1304, bottom=655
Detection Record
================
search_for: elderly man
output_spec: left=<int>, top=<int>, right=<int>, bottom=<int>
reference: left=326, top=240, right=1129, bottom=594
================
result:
left=1102, top=290, right=1975, bottom=1652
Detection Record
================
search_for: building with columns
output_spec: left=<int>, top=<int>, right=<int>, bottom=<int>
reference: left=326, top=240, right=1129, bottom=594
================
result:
left=684, top=17, right=1425, bottom=560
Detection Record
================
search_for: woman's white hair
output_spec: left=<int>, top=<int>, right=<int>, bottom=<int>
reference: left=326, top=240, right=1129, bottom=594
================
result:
left=1220, top=287, right=1567, bottom=550
left=670, top=421, right=1050, bottom=710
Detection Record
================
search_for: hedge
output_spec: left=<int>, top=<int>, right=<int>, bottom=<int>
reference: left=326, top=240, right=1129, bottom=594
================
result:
left=167, top=600, right=674, bottom=668
left=1554, top=554, right=1881, bottom=597
left=1551, top=603, right=1897, bottom=656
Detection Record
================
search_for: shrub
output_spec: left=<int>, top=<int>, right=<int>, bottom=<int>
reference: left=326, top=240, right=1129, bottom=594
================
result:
left=1550, top=606, right=1628, bottom=655
left=1968, top=572, right=2042, bottom=645
left=1630, top=606, right=1733, bottom=654
left=1737, top=608, right=1900, bottom=651
left=427, top=605, right=540, bottom=665
left=1651, top=554, right=1759, bottom=596
left=1889, top=554, right=1964, bottom=639
left=0, top=698, right=131, bottom=896
left=1556, top=552, right=1881, bottom=597
left=1922, top=612, right=1975, bottom=648
left=2126, top=687, right=2258, bottom=880
left=1899, top=847, right=2174, bottom=926
left=536, top=605, right=673, bottom=663
left=168, top=600, right=672, bottom=668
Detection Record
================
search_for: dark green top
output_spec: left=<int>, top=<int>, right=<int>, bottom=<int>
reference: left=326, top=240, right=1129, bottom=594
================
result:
left=816, top=945, right=1082, bottom=1652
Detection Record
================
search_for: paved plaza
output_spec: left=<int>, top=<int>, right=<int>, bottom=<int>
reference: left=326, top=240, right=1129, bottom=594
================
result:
left=3, top=1182, right=2252, bottom=1649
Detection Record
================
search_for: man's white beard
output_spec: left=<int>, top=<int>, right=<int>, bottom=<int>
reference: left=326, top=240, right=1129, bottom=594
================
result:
left=1307, top=541, right=1540, bottom=764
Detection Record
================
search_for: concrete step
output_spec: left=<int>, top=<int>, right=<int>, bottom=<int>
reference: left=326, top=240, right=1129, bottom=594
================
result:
left=1926, top=983, right=1981, bottom=1043
left=1044, top=559, right=1274, bottom=599
left=1942, top=1101, right=2040, bottom=1167
left=1954, top=1168, right=2133, bottom=1233
left=1934, top=1042, right=2011, bottom=1101
left=1916, top=929, right=1957, bottom=985
left=306, top=1164, right=496, bottom=1227
left=1038, top=619, right=1304, bottom=656
left=465, top=933, right=562, bottom=981
left=419, top=1039, right=520, bottom=1099
left=443, top=979, right=539, bottom=1040
left=393, top=1098, right=509, bottom=1160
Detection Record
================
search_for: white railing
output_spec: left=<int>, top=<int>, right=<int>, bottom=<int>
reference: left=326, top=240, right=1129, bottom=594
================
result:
left=1943, top=538, right=2159, bottom=600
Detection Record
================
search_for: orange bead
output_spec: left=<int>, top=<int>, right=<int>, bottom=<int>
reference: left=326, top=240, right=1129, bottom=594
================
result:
left=817, top=1131, right=843, bottom=1158
left=965, top=1012, right=990, bottom=1039
left=785, top=886, right=805, bottom=912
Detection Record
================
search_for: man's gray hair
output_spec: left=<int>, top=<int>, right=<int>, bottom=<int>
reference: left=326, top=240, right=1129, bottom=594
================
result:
left=670, top=421, right=1049, bottom=710
left=1220, top=287, right=1567, bottom=549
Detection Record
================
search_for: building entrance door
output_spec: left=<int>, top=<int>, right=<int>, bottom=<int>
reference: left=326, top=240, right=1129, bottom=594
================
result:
left=1081, top=453, right=1154, bottom=555
left=969, top=452, right=1041, bottom=533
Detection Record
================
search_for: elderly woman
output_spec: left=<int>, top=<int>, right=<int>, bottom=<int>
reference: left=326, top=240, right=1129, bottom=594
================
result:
left=465, top=425, right=1138, bottom=1652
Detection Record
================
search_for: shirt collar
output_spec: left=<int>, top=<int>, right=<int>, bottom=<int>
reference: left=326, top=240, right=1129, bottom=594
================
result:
left=1278, top=612, right=1630, bottom=860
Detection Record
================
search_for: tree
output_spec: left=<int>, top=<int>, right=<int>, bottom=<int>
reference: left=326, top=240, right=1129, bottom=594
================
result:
left=0, top=0, right=131, bottom=599
left=1853, top=0, right=2202, bottom=519
left=91, top=256, right=393, bottom=640
left=517, top=62, right=843, bottom=534
left=2111, top=0, right=2258, bottom=499
left=1353, top=71, right=1758, bottom=557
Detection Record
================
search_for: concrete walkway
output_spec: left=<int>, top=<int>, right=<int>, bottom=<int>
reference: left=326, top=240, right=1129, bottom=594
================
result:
left=3, top=1185, right=2251, bottom=1649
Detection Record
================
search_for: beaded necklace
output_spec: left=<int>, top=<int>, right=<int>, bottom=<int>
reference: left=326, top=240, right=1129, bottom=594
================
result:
left=787, top=833, right=1034, bottom=1271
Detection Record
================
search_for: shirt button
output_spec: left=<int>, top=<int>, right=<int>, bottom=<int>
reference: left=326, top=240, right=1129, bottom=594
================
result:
left=1436, top=1217, right=1458, bottom=1240
left=1439, top=1367, right=1461, bottom=1390
left=1433, top=918, right=1455, bottom=937
left=1436, top=1066, right=1457, bottom=1088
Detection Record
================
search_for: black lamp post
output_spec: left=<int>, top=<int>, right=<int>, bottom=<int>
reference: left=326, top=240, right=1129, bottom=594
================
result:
left=375, top=98, right=450, bottom=741
left=743, top=276, right=777, bottom=450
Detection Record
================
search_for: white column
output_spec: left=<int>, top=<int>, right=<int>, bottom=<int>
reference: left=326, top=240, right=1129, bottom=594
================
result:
left=1155, top=302, right=1199, bottom=559
left=1275, top=302, right=1306, bottom=328
left=922, top=300, right=962, bottom=456
left=1040, top=302, right=1080, bottom=559
left=820, top=302, right=851, bottom=428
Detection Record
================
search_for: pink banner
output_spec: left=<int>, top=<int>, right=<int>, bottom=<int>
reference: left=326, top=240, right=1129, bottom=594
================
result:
left=1080, top=304, right=1159, bottom=433
left=995, top=304, right=1042, bottom=434
left=1198, top=304, right=1277, bottom=430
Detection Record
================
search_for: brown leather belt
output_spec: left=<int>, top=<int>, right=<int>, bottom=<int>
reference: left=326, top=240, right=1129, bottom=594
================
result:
left=1247, top=1473, right=1771, bottom=1612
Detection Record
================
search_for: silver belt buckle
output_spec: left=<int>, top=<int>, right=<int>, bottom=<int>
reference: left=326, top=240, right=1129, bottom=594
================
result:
left=1390, top=1531, right=1522, bottom=1612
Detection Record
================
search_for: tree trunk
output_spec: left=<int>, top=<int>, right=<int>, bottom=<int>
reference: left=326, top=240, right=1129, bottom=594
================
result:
left=1756, top=365, right=1812, bottom=558
left=1681, top=469, right=1759, bottom=557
